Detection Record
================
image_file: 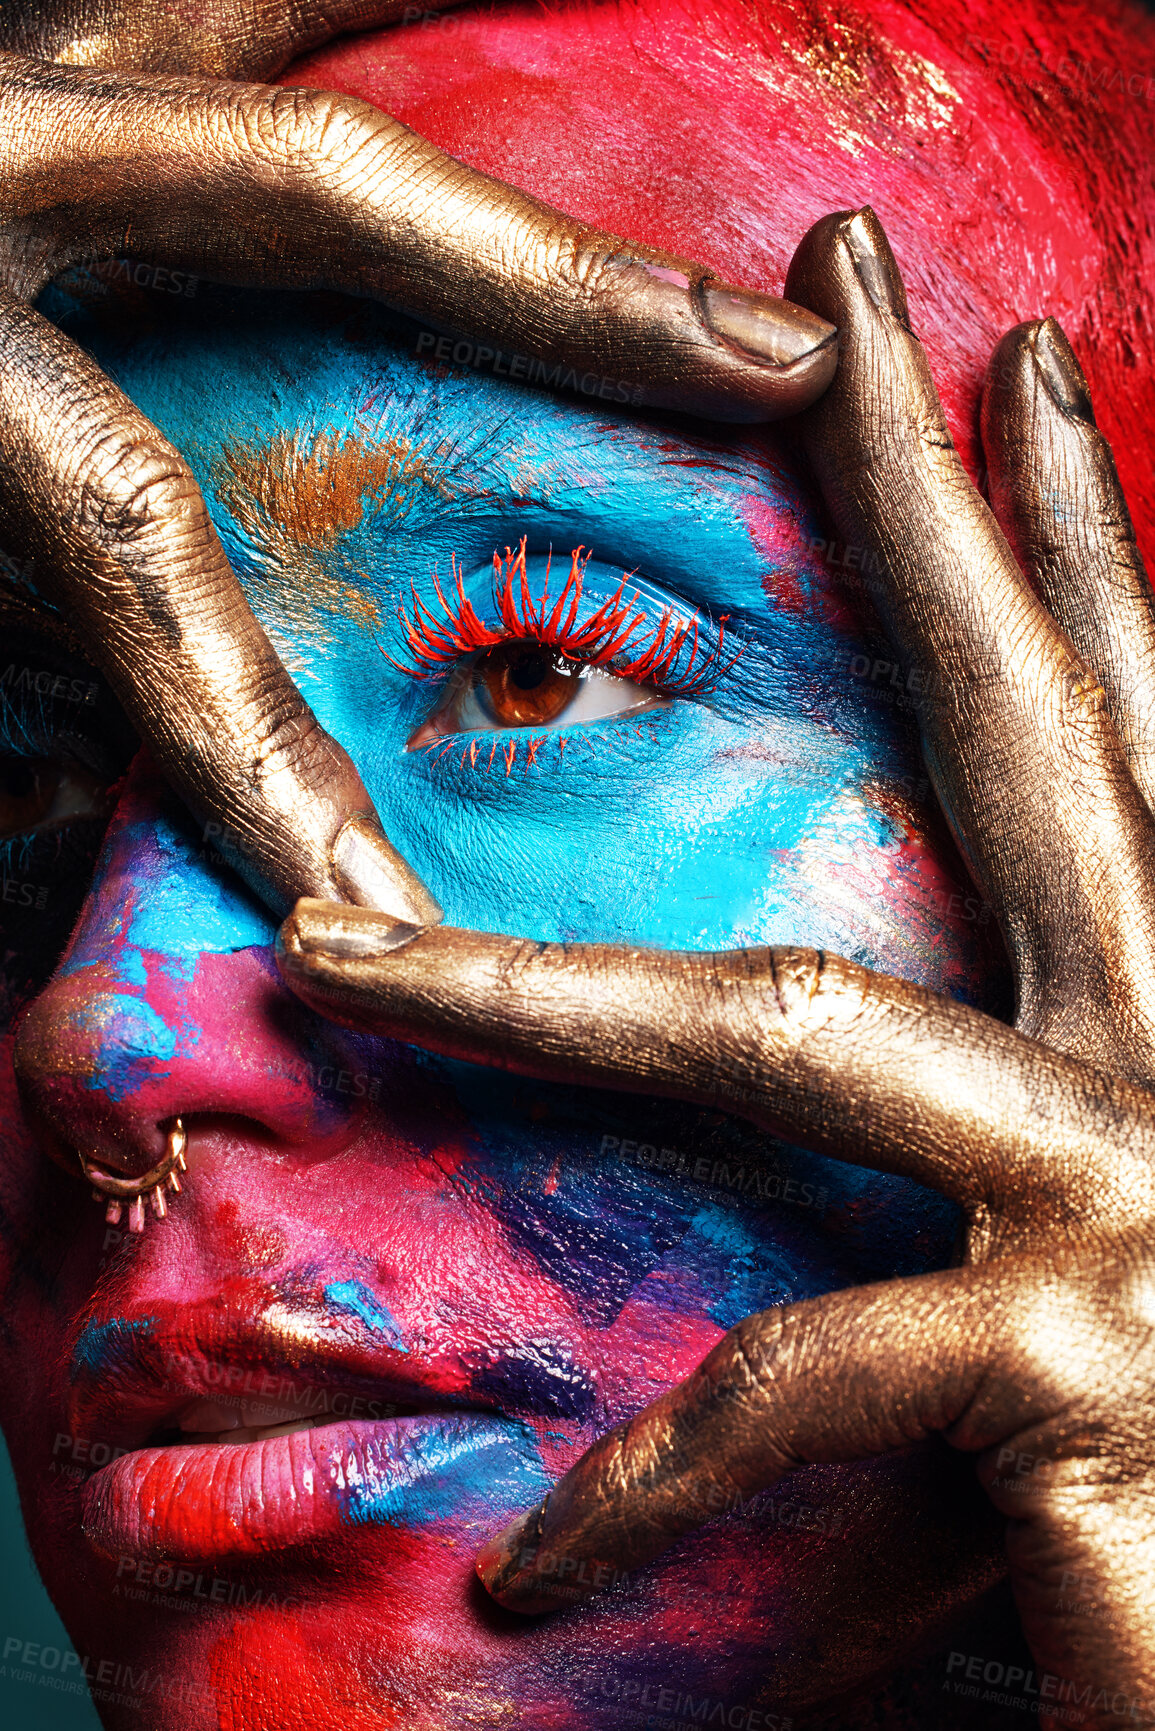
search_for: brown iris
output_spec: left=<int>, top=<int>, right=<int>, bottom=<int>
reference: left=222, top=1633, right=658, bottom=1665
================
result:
left=0, top=756, right=60, bottom=839
left=474, top=642, right=585, bottom=728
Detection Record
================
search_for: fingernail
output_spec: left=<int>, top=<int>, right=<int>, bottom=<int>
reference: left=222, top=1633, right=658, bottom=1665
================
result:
left=330, top=814, right=443, bottom=925
left=475, top=1500, right=552, bottom=1610
left=1031, top=317, right=1096, bottom=424
left=278, top=898, right=425, bottom=963
left=840, top=206, right=912, bottom=329
left=700, top=281, right=837, bottom=367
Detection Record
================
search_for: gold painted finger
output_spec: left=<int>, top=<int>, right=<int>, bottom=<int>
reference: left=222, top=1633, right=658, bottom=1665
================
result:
left=276, top=903, right=1155, bottom=1238
left=0, top=288, right=441, bottom=921
left=785, top=208, right=1155, bottom=1076
left=0, top=0, right=457, bottom=81
left=984, top=318, right=1155, bottom=819
left=474, top=1254, right=1155, bottom=1717
left=0, top=53, right=836, bottom=421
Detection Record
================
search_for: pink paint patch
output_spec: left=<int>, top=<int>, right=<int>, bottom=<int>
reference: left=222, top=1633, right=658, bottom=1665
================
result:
left=642, top=263, right=691, bottom=288
left=287, top=0, right=1155, bottom=564
left=740, top=491, right=859, bottom=631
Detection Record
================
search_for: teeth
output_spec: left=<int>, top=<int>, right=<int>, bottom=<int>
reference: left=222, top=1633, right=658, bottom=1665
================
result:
left=178, top=1398, right=321, bottom=1436
left=187, top=1416, right=326, bottom=1446
left=178, top=1401, right=241, bottom=1435
left=170, top=1392, right=421, bottom=1446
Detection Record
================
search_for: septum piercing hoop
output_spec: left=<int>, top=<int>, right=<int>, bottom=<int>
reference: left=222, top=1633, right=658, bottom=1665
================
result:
left=81, top=1118, right=187, bottom=1233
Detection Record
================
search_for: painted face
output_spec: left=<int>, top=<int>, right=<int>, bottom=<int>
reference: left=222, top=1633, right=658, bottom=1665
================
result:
left=1, top=1, right=1151, bottom=1725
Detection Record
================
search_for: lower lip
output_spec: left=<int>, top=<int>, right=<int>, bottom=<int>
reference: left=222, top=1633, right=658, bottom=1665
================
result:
left=81, top=1413, right=544, bottom=1565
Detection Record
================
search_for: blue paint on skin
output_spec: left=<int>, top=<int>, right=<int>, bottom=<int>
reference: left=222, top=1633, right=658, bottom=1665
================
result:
left=124, top=813, right=275, bottom=958
left=119, top=949, right=147, bottom=986
left=80, top=993, right=179, bottom=1099
left=31, top=280, right=982, bottom=1469
left=54, top=287, right=969, bottom=979
left=71, top=1314, right=157, bottom=1380
left=58, top=805, right=273, bottom=984
left=325, top=1280, right=410, bottom=1352
left=340, top=1417, right=551, bottom=1530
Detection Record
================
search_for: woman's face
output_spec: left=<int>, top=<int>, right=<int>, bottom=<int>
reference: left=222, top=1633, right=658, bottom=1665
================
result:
left=1, top=0, right=1149, bottom=1724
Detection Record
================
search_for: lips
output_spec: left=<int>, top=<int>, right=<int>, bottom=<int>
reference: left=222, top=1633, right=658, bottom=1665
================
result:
left=65, top=1301, right=559, bottom=1567
left=82, top=1411, right=542, bottom=1564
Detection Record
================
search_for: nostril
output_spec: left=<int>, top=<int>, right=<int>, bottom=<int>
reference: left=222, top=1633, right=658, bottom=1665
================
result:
left=83, top=1117, right=188, bottom=1234
left=19, top=1101, right=189, bottom=1235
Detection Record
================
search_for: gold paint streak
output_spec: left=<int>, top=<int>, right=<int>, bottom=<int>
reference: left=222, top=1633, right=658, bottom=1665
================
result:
left=218, top=427, right=451, bottom=558
left=214, top=426, right=459, bottom=639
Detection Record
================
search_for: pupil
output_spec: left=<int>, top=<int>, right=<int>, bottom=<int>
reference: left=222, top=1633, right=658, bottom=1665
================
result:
left=0, top=758, right=38, bottom=801
left=510, top=650, right=551, bottom=691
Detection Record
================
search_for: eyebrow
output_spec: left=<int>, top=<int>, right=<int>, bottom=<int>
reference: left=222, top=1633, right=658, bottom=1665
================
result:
left=205, top=349, right=795, bottom=645
left=212, top=371, right=534, bottom=560
left=215, top=425, right=461, bottom=559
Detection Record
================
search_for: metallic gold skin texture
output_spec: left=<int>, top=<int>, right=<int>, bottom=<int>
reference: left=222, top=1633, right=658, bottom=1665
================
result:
left=276, top=210, right=1155, bottom=1722
left=0, top=0, right=835, bottom=926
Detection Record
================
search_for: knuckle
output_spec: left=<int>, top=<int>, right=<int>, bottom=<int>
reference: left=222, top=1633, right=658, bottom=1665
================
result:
left=498, top=221, right=635, bottom=314
left=235, top=85, right=389, bottom=178
left=73, top=433, right=201, bottom=546
left=554, top=234, right=619, bottom=298
left=249, top=701, right=323, bottom=779
left=1056, top=657, right=1110, bottom=729
left=727, top=1312, right=777, bottom=1395
left=701, top=947, right=829, bottom=1099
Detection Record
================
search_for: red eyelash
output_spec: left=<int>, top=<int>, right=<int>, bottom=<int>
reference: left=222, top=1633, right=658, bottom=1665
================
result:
left=389, top=537, right=732, bottom=696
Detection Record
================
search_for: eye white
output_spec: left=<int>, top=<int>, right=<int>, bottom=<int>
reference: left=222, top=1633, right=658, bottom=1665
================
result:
left=408, top=656, right=667, bottom=748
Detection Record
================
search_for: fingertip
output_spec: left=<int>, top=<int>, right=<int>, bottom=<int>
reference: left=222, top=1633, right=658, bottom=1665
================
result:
left=475, top=1502, right=571, bottom=1616
left=783, top=208, right=858, bottom=323
left=632, top=283, right=841, bottom=422
left=699, top=281, right=836, bottom=366
left=786, top=206, right=913, bottom=344
left=982, top=321, right=1038, bottom=418
left=984, top=317, right=1095, bottom=424
left=773, top=316, right=840, bottom=410
left=275, top=897, right=425, bottom=977
left=330, top=813, right=443, bottom=924
left=1029, top=317, right=1096, bottom=425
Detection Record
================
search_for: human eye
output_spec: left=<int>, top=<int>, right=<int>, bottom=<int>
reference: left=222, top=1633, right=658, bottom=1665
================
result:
left=0, top=631, right=135, bottom=992
left=397, top=540, right=733, bottom=761
left=0, top=754, right=113, bottom=841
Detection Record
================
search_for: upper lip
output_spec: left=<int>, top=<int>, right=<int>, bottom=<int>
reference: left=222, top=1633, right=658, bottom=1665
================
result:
left=66, top=1299, right=503, bottom=1457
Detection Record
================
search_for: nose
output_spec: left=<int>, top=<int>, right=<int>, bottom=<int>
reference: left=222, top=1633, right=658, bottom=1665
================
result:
left=15, top=753, right=369, bottom=1207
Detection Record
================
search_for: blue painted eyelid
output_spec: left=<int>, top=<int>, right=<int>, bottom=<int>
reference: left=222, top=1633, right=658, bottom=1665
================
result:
left=393, top=550, right=744, bottom=728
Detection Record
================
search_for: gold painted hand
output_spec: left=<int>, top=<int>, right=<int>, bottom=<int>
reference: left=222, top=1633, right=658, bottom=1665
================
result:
left=0, top=0, right=837, bottom=918
left=277, top=209, right=1155, bottom=1721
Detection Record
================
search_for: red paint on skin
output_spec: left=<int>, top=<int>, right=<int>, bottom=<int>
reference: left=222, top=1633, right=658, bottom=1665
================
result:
left=736, top=485, right=860, bottom=629
left=293, top=0, right=1155, bottom=563
left=20, top=949, right=362, bottom=1171
left=1, top=6, right=1152, bottom=1728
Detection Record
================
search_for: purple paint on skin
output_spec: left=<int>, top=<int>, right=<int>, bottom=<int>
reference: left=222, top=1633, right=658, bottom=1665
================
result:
left=5, top=0, right=1127, bottom=1716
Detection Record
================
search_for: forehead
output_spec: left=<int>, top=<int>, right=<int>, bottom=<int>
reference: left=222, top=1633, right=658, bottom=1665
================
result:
left=287, top=0, right=1155, bottom=555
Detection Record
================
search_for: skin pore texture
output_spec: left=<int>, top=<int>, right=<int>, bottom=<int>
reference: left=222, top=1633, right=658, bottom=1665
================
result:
left=1, top=0, right=1154, bottom=1726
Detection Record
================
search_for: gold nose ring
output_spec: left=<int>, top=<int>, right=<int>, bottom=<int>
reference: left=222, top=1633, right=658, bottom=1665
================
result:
left=81, top=1118, right=187, bottom=1233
